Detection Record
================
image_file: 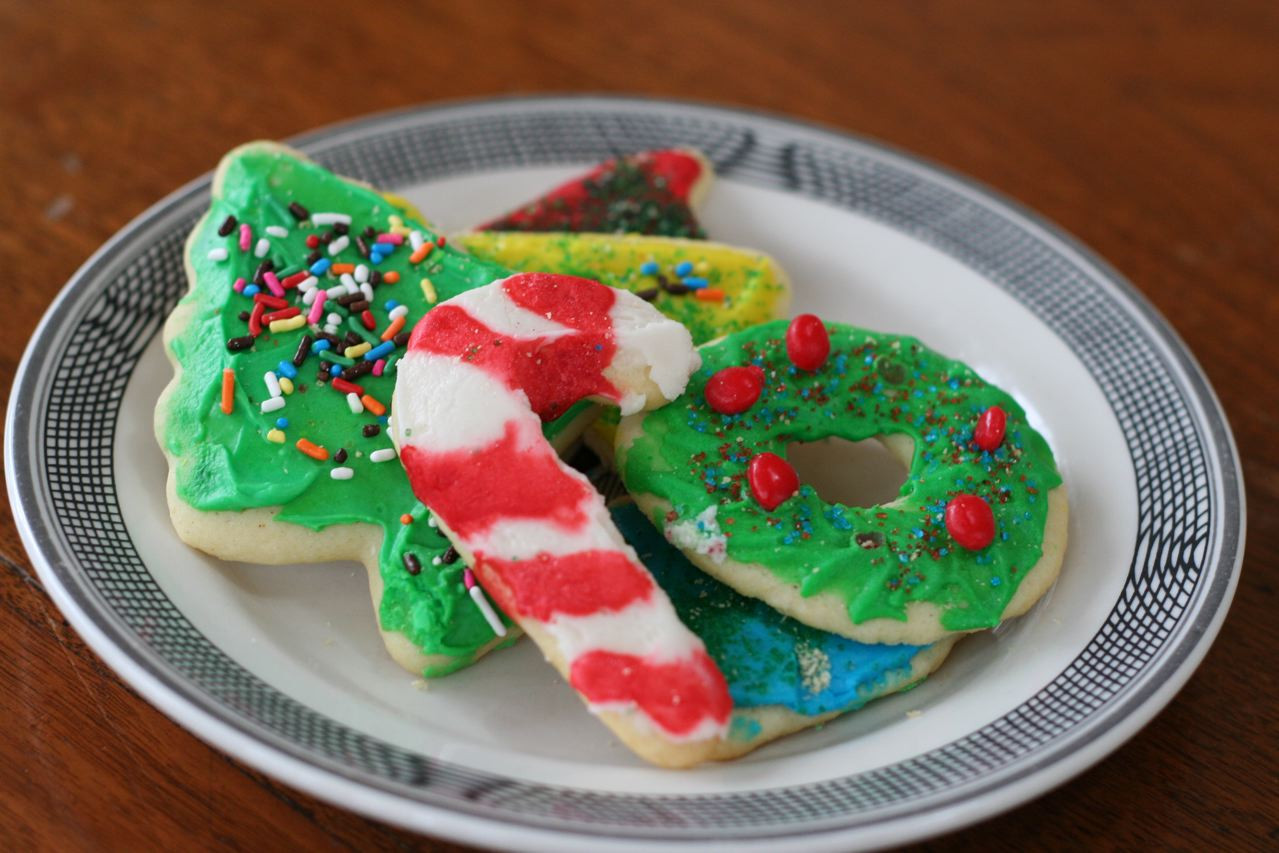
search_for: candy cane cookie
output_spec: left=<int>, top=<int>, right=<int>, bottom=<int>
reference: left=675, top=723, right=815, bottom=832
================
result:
left=391, top=273, right=733, bottom=767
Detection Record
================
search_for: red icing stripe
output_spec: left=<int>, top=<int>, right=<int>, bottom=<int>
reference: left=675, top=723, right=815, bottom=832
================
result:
left=477, top=550, right=654, bottom=621
left=409, top=278, right=621, bottom=420
left=400, top=421, right=592, bottom=539
left=570, top=649, right=732, bottom=737
left=500, top=273, right=615, bottom=334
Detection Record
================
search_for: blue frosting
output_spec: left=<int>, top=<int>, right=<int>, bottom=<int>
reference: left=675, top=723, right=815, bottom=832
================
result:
left=613, top=503, right=927, bottom=717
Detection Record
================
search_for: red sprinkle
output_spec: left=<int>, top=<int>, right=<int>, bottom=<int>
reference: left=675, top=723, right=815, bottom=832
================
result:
left=253, top=293, right=288, bottom=309
left=262, top=306, right=301, bottom=324
left=747, top=452, right=799, bottom=511
left=360, top=309, right=376, bottom=330
left=785, top=314, right=830, bottom=371
left=331, top=377, right=365, bottom=395
left=305, top=234, right=320, bottom=249
left=945, top=494, right=995, bottom=550
left=435, top=235, right=447, bottom=247
left=974, top=406, right=1008, bottom=451
left=399, top=513, right=413, bottom=525
left=705, top=365, right=764, bottom=414
left=281, top=271, right=310, bottom=289
left=248, top=302, right=265, bottom=337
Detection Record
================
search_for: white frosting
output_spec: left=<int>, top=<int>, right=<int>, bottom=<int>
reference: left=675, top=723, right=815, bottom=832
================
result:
left=451, top=276, right=578, bottom=339
left=664, top=505, right=728, bottom=564
left=608, top=290, right=700, bottom=408
left=392, top=350, right=535, bottom=453
left=541, top=592, right=706, bottom=665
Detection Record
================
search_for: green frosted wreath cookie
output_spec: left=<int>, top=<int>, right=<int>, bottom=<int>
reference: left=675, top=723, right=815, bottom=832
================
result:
left=615, top=317, right=1068, bottom=645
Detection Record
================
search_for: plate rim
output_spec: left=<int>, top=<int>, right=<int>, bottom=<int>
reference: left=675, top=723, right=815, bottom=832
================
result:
left=5, top=93, right=1246, bottom=851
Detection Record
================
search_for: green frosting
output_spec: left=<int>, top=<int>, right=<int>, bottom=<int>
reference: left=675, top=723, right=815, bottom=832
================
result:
left=618, top=320, right=1063, bottom=631
left=162, top=144, right=534, bottom=675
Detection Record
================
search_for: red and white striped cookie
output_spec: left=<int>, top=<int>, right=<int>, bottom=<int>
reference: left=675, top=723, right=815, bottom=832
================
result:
left=390, top=273, right=732, bottom=767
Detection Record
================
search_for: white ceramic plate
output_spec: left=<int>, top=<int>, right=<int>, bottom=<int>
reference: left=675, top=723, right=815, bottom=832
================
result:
left=7, top=96, right=1244, bottom=851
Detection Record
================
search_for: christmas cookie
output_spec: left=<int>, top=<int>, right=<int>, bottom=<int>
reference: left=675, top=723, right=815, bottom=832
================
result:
left=613, top=502, right=956, bottom=759
left=156, top=142, right=599, bottom=678
left=392, top=273, right=732, bottom=767
left=477, top=149, right=712, bottom=237
left=615, top=317, right=1069, bottom=645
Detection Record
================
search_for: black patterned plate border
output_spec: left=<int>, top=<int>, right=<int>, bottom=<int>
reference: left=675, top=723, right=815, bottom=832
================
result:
left=6, top=96, right=1245, bottom=850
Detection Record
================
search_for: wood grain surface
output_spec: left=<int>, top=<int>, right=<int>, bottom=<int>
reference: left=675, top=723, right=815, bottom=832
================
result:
left=1, top=0, right=1275, bottom=849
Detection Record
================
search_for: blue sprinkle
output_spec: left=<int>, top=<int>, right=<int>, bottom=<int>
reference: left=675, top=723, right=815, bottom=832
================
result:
left=276, top=361, right=298, bottom=379
left=385, top=300, right=400, bottom=311
left=639, top=261, right=659, bottom=275
left=378, top=415, right=389, bottom=425
left=594, top=343, right=603, bottom=351
left=309, top=258, right=332, bottom=275
left=311, top=340, right=332, bottom=353
left=364, top=341, right=395, bottom=362
left=681, top=276, right=708, bottom=289
left=275, top=417, right=290, bottom=429
left=329, top=364, right=342, bottom=376
left=674, top=261, right=693, bottom=276
left=990, top=577, right=1002, bottom=586
left=243, top=284, right=260, bottom=296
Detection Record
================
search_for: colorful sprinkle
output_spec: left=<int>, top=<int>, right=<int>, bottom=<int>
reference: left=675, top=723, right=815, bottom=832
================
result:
left=330, top=466, right=355, bottom=480
left=219, top=368, right=235, bottom=414
left=296, top=438, right=328, bottom=461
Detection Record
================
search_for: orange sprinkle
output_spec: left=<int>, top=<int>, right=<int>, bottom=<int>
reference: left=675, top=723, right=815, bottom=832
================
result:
left=399, top=513, right=413, bottom=525
left=694, top=288, right=726, bottom=302
left=295, top=438, right=329, bottom=461
left=219, top=368, right=235, bottom=414
left=409, top=244, right=433, bottom=264
left=382, top=270, right=400, bottom=284
left=330, top=263, right=356, bottom=274
left=361, top=394, right=386, bottom=417
left=380, top=315, right=406, bottom=341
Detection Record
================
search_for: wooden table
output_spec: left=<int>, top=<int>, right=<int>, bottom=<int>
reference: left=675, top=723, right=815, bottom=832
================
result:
left=2, top=1, right=1274, bottom=848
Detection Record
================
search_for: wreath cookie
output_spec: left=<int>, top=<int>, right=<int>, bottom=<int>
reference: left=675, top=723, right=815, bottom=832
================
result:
left=615, top=317, right=1068, bottom=645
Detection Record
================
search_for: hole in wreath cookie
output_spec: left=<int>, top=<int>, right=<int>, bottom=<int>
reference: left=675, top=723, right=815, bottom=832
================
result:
left=785, top=436, right=910, bottom=508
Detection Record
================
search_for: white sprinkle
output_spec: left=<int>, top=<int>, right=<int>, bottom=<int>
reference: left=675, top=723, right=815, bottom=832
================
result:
left=328, top=235, right=350, bottom=256
left=354, top=264, right=369, bottom=283
left=323, top=324, right=339, bottom=336
left=431, top=556, right=442, bottom=566
left=254, top=237, right=270, bottom=258
left=370, top=448, right=397, bottom=463
left=409, top=230, right=425, bottom=250
left=470, top=586, right=507, bottom=637
left=360, top=283, right=375, bottom=303
left=327, top=312, right=343, bottom=325
left=301, top=289, right=317, bottom=306
left=264, top=371, right=282, bottom=399
left=297, top=275, right=318, bottom=292
left=312, top=212, right=351, bottom=226
left=207, top=248, right=228, bottom=262
left=260, top=397, right=286, bottom=414
left=330, top=466, right=354, bottom=480
left=265, top=225, right=289, bottom=238
left=427, top=516, right=437, bottom=528
left=346, top=392, right=364, bottom=414
left=389, top=305, right=409, bottom=320
left=340, top=273, right=357, bottom=291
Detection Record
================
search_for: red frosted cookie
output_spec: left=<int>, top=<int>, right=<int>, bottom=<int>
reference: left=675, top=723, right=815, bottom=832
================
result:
left=478, top=149, right=713, bottom=238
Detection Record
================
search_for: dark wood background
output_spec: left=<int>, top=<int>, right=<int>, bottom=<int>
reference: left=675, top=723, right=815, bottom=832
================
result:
left=1, top=1, right=1275, bottom=849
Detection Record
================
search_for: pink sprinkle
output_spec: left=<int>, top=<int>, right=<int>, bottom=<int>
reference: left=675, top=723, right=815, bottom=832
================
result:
left=232, top=277, right=247, bottom=294
left=372, top=358, right=386, bottom=377
left=263, top=270, right=285, bottom=298
left=307, top=290, right=328, bottom=325
left=375, top=233, right=404, bottom=245
left=238, top=223, right=252, bottom=252
left=463, top=568, right=476, bottom=590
